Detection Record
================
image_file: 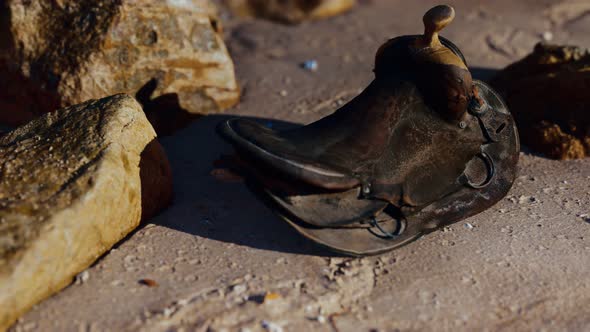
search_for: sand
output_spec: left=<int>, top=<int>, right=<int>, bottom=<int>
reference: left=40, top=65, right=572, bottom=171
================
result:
left=10, top=1, right=590, bottom=331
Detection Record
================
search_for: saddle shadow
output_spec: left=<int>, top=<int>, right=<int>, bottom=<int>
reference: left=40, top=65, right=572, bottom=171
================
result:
left=149, top=114, right=342, bottom=257
left=471, top=66, right=498, bottom=83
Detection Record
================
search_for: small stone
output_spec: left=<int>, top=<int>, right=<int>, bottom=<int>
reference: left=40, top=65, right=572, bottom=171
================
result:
left=464, top=223, right=475, bottom=230
left=162, top=307, right=175, bottom=318
left=264, top=292, right=281, bottom=302
left=231, top=284, right=247, bottom=295
left=75, top=270, right=90, bottom=285
left=124, top=255, right=137, bottom=265
left=279, top=90, right=288, bottom=97
left=138, top=279, right=159, bottom=287
left=316, top=315, right=326, bottom=324
left=302, top=60, right=319, bottom=72
left=541, top=31, right=554, bottom=41
left=261, top=320, right=283, bottom=332
left=501, top=227, right=513, bottom=234
left=111, top=280, right=124, bottom=287
left=19, top=322, right=37, bottom=331
left=518, top=195, right=537, bottom=204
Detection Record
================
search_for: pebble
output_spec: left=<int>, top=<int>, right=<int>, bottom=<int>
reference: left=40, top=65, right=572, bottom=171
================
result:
left=302, top=59, right=318, bottom=72
left=264, top=292, right=281, bottom=302
left=139, top=278, right=159, bottom=287
left=110, top=280, right=124, bottom=287
left=279, top=89, right=288, bottom=97
left=123, top=254, right=137, bottom=265
left=75, top=270, right=90, bottom=285
left=518, top=195, right=537, bottom=204
left=261, top=320, right=283, bottom=332
left=464, top=223, right=475, bottom=230
left=541, top=31, right=553, bottom=41
left=231, top=283, right=247, bottom=295
left=184, top=275, right=197, bottom=282
left=17, top=322, right=37, bottom=332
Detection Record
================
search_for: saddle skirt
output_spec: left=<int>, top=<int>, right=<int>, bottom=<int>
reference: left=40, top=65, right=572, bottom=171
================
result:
left=217, top=5, right=519, bottom=256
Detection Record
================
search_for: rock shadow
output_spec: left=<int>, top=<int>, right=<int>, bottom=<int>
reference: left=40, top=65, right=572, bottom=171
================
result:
left=135, top=78, right=201, bottom=136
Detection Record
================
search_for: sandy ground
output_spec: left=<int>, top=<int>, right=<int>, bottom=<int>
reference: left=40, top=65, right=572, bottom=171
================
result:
left=10, top=0, right=590, bottom=331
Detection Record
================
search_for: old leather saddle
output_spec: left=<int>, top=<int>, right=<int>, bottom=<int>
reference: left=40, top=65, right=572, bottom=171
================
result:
left=217, top=5, right=519, bottom=256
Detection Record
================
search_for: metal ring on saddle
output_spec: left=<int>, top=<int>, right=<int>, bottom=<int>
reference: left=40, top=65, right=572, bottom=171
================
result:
left=466, top=152, right=495, bottom=189
left=369, top=216, right=406, bottom=239
left=468, top=96, right=489, bottom=116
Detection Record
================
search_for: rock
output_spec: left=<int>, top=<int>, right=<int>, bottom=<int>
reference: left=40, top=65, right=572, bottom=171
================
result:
left=491, top=43, right=590, bottom=159
left=0, top=0, right=240, bottom=134
left=0, top=94, right=173, bottom=330
left=224, top=0, right=355, bottom=24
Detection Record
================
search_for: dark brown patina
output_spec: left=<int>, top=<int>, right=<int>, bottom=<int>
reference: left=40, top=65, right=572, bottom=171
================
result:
left=217, top=5, right=519, bottom=256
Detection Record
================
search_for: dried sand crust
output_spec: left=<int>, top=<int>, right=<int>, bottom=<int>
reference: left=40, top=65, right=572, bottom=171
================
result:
left=0, top=94, right=172, bottom=330
left=492, top=43, right=590, bottom=159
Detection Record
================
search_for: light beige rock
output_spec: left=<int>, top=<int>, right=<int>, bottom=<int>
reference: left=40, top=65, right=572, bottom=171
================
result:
left=0, top=0, right=239, bottom=130
left=0, top=94, right=173, bottom=331
left=225, top=0, right=356, bottom=24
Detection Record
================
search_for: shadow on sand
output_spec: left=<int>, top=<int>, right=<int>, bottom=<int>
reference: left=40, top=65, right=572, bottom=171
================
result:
left=149, top=114, right=341, bottom=256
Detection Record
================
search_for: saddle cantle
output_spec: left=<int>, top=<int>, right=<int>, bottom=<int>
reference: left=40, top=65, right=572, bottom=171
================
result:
left=217, top=5, right=519, bottom=256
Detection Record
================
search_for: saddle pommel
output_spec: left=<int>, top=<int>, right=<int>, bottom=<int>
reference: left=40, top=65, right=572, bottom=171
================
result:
left=414, top=5, right=466, bottom=69
left=422, top=5, right=454, bottom=48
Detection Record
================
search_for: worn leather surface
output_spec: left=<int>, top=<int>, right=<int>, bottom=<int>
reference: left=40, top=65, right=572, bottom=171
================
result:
left=256, top=81, right=519, bottom=256
left=217, top=27, right=519, bottom=256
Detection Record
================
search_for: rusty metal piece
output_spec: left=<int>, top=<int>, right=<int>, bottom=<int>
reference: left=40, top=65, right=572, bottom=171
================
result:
left=217, top=5, right=519, bottom=256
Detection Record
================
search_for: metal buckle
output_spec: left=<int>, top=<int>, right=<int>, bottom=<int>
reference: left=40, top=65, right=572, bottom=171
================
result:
left=465, top=152, right=495, bottom=189
left=369, top=216, right=406, bottom=239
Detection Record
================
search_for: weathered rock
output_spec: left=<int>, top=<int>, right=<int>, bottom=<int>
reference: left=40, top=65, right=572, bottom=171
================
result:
left=491, top=43, right=590, bottom=159
left=0, top=0, right=240, bottom=133
left=224, top=0, right=355, bottom=24
left=0, top=94, right=172, bottom=330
